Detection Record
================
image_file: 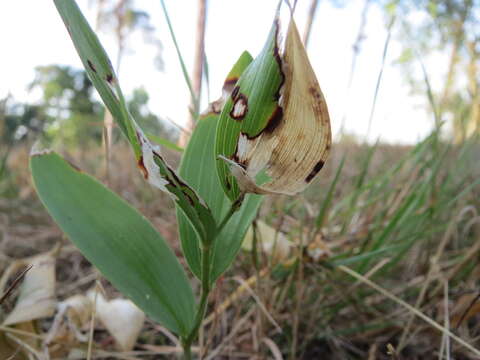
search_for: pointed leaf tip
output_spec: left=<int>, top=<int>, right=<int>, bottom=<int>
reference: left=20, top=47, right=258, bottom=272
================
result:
left=30, top=152, right=196, bottom=336
left=215, top=17, right=331, bottom=198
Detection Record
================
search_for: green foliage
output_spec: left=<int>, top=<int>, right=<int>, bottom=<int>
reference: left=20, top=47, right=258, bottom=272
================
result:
left=390, top=0, right=479, bottom=139
left=33, top=1, right=265, bottom=355
left=53, top=0, right=218, bottom=247
left=30, top=152, right=196, bottom=336
left=1, top=102, right=47, bottom=144
left=128, top=87, right=178, bottom=144
left=28, top=65, right=103, bottom=146
left=96, top=0, right=163, bottom=71
left=18, top=0, right=480, bottom=356
left=215, top=21, right=283, bottom=201
left=159, top=0, right=197, bottom=115
left=178, top=113, right=262, bottom=281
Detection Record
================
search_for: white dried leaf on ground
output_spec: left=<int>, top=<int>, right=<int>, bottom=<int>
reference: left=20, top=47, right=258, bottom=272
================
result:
left=3, top=251, right=57, bottom=326
left=87, top=290, right=145, bottom=351
left=60, top=294, right=92, bottom=328
left=242, top=221, right=292, bottom=262
left=45, top=294, right=92, bottom=345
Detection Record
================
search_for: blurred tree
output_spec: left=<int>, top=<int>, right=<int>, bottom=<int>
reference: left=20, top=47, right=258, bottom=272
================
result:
left=0, top=96, right=50, bottom=183
left=303, top=0, right=320, bottom=47
left=27, top=64, right=175, bottom=146
left=179, top=0, right=208, bottom=147
left=388, top=0, right=479, bottom=141
left=128, top=87, right=177, bottom=142
left=28, top=65, right=104, bottom=146
left=93, top=0, right=162, bottom=72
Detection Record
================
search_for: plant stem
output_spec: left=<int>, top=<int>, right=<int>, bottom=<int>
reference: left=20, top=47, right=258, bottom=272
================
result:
left=216, top=193, right=245, bottom=235
left=183, top=346, right=192, bottom=360
left=182, top=243, right=211, bottom=358
left=181, top=197, right=244, bottom=358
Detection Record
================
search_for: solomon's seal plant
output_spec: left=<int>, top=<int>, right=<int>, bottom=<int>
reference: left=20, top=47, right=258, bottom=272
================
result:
left=30, top=1, right=331, bottom=358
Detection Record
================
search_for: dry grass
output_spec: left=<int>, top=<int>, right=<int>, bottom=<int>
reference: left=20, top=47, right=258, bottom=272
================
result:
left=0, top=134, right=479, bottom=359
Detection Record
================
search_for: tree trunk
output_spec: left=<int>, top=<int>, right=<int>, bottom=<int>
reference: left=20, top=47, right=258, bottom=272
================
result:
left=179, top=0, right=207, bottom=147
left=439, top=3, right=470, bottom=141
left=439, top=38, right=460, bottom=119
left=466, top=40, right=479, bottom=139
left=339, top=0, right=370, bottom=133
left=303, top=0, right=319, bottom=48
left=100, top=0, right=127, bottom=183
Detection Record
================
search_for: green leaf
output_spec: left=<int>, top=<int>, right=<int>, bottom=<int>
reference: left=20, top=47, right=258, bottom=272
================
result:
left=159, top=0, right=198, bottom=117
left=53, top=0, right=135, bottom=149
left=223, top=51, right=254, bottom=86
left=215, top=19, right=284, bottom=201
left=146, top=132, right=184, bottom=153
left=178, top=113, right=262, bottom=282
left=53, top=0, right=216, bottom=244
left=30, top=152, right=195, bottom=337
left=315, top=156, right=345, bottom=229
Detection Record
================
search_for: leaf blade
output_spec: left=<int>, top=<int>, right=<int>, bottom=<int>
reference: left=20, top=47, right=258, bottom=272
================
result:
left=53, top=0, right=216, bottom=244
left=30, top=152, right=196, bottom=336
left=178, top=114, right=262, bottom=281
left=215, top=20, right=284, bottom=201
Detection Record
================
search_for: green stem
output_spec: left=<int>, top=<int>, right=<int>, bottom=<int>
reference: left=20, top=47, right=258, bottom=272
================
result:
left=183, top=346, right=192, bottom=360
left=216, top=193, right=245, bottom=236
left=181, top=197, right=244, bottom=358
left=182, top=243, right=211, bottom=358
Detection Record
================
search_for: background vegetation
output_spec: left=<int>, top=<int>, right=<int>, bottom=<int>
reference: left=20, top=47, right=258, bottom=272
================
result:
left=0, top=0, right=479, bottom=359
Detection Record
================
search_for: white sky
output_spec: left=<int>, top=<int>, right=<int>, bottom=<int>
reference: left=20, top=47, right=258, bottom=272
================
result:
left=0, top=0, right=442, bottom=144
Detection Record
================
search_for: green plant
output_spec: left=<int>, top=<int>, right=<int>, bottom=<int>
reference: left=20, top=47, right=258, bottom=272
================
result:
left=30, top=1, right=331, bottom=358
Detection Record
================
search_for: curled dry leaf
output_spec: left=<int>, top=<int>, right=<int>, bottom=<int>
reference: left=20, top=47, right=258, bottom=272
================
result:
left=45, top=294, right=92, bottom=347
left=216, top=15, right=331, bottom=200
left=46, top=292, right=145, bottom=352
left=2, top=250, right=57, bottom=326
left=87, top=290, right=145, bottom=351
left=60, top=295, right=92, bottom=329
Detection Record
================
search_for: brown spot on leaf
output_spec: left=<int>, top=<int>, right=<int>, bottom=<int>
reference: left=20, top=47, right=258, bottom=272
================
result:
left=308, top=86, right=321, bottom=99
left=230, top=93, right=248, bottom=120
left=232, top=153, right=248, bottom=169
left=185, top=194, right=195, bottom=206
left=272, top=19, right=285, bottom=101
left=163, top=161, right=199, bottom=206
left=232, top=143, right=249, bottom=169
left=231, top=86, right=240, bottom=101
left=223, top=77, right=239, bottom=94
left=87, top=60, right=97, bottom=73
left=137, top=156, right=148, bottom=179
left=106, top=73, right=114, bottom=84
left=305, top=160, right=325, bottom=183
left=264, top=106, right=283, bottom=134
